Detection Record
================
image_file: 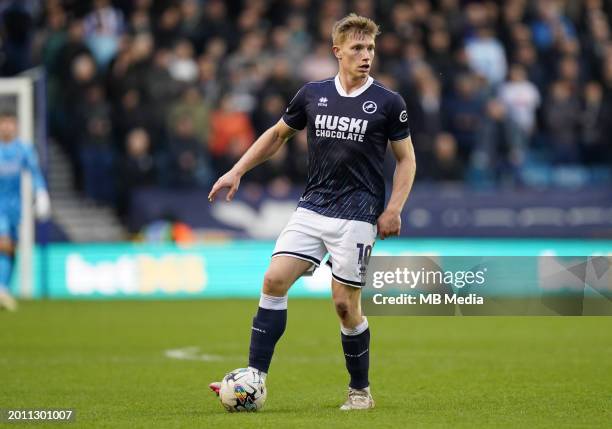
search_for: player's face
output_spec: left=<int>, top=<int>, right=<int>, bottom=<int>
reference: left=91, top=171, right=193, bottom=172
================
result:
left=0, top=117, right=17, bottom=142
left=336, top=32, right=375, bottom=80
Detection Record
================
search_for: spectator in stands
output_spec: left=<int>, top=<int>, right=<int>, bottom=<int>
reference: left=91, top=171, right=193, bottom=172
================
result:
left=118, top=127, right=158, bottom=215
left=443, top=73, right=485, bottom=160
left=83, top=0, right=124, bottom=68
left=38, top=5, right=68, bottom=144
left=376, top=32, right=402, bottom=75
left=426, top=28, right=454, bottom=90
left=129, top=7, right=151, bottom=35
left=63, top=52, right=98, bottom=179
left=167, top=86, right=211, bottom=145
left=202, top=37, right=228, bottom=63
left=113, top=88, right=154, bottom=146
left=209, top=94, right=255, bottom=166
left=413, top=73, right=443, bottom=138
left=580, top=81, right=611, bottom=164
left=37, top=5, right=67, bottom=79
left=557, top=55, right=582, bottom=93
left=498, top=64, right=541, bottom=137
left=584, top=8, right=611, bottom=74
left=0, top=1, right=34, bottom=75
left=58, top=19, right=90, bottom=75
left=196, top=55, right=222, bottom=106
left=144, top=48, right=182, bottom=117
left=439, top=0, right=463, bottom=40
left=513, top=42, right=546, bottom=91
left=199, top=0, right=236, bottom=49
left=473, top=99, right=525, bottom=182
left=167, top=114, right=213, bottom=188
left=544, top=80, right=582, bottom=163
left=300, top=42, right=337, bottom=82
left=285, top=14, right=311, bottom=61
left=259, top=58, right=301, bottom=105
left=107, top=32, right=154, bottom=102
left=465, top=25, right=508, bottom=87
left=531, top=0, right=577, bottom=53
left=155, top=5, right=181, bottom=49
left=427, top=133, right=464, bottom=182
left=168, top=38, right=198, bottom=83
left=224, top=31, right=270, bottom=112
left=79, top=94, right=116, bottom=203
left=388, top=2, right=415, bottom=41
left=395, top=42, right=428, bottom=88
left=506, top=23, right=532, bottom=55
left=406, top=71, right=443, bottom=169
left=179, top=0, right=203, bottom=45
left=269, top=25, right=303, bottom=68
left=500, top=0, right=527, bottom=49
left=601, top=55, right=612, bottom=100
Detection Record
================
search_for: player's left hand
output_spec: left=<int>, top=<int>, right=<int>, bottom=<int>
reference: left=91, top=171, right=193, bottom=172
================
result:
left=377, top=210, right=401, bottom=240
left=35, top=190, right=51, bottom=221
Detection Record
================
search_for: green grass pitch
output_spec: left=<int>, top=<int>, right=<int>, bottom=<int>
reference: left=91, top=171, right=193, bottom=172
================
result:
left=1, top=300, right=611, bottom=428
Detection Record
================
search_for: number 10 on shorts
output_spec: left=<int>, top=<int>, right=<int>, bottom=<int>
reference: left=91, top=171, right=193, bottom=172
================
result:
left=356, top=243, right=372, bottom=266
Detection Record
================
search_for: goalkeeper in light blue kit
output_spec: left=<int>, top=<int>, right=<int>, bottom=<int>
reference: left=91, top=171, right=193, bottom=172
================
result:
left=0, top=110, right=50, bottom=311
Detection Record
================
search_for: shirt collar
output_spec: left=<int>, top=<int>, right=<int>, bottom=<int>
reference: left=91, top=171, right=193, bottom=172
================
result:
left=334, top=74, right=374, bottom=97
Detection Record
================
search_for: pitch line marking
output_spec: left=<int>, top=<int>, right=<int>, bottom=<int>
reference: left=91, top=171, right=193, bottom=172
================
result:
left=164, top=346, right=227, bottom=362
left=164, top=346, right=344, bottom=363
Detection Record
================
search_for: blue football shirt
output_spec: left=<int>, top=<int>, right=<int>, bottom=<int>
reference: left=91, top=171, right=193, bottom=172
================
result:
left=0, top=139, right=47, bottom=222
left=282, top=75, right=410, bottom=224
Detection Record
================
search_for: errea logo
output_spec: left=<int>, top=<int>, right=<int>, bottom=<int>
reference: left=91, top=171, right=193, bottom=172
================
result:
left=318, top=97, right=328, bottom=107
left=362, top=100, right=377, bottom=114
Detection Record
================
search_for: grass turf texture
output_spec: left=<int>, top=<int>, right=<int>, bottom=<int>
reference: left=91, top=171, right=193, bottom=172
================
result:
left=1, top=300, right=611, bottom=428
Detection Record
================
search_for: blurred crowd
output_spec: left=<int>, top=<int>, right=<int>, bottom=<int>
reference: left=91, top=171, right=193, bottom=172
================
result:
left=1, top=0, right=612, bottom=212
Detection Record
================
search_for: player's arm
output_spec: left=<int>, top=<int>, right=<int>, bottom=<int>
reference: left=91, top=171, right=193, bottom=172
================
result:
left=208, top=119, right=297, bottom=202
left=377, top=136, right=416, bottom=239
left=23, top=144, right=51, bottom=220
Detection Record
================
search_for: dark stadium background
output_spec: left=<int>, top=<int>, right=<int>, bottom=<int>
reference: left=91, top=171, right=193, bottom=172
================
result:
left=2, top=0, right=611, bottom=243
left=1, top=1, right=611, bottom=427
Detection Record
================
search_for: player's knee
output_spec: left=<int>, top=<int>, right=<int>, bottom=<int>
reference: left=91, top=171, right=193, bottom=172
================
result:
left=262, top=271, right=289, bottom=296
left=334, top=296, right=357, bottom=322
left=334, top=300, right=349, bottom=320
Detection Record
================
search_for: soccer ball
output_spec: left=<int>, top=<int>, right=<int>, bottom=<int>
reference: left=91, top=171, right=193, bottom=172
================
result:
left=219, top=368, right=267, bottom=412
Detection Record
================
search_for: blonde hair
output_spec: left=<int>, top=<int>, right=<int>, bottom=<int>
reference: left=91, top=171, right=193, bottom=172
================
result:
left=332, top=13, right=380, bottom=46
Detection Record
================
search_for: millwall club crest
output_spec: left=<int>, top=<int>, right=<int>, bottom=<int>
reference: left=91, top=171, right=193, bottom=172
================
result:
left=362, top=100, right=377, bottom=114
left=318, top=97, right=328, bottom=107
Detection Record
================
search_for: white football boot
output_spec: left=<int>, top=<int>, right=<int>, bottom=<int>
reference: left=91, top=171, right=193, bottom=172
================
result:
left=340, top=386, right=375, bottom=410
left=0, top=289, right=17, bottom=312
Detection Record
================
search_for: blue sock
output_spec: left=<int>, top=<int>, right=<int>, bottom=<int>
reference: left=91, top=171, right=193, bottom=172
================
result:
left=248, top=294, right=288, bottom=374
left=0, top=253, right=13, bottom=291
left=341, top=318, right=370, bottom=389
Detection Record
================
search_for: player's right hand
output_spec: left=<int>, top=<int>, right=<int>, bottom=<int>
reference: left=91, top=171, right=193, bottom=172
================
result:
left=377, top=209, right=401, bottom=240
left=208, top=170, right=241, bottom=202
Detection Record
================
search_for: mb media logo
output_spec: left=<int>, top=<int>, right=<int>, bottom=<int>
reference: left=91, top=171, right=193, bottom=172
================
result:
left=362, top=100, right=377, bottom=114
left=318, top=97, right=328, bottom=107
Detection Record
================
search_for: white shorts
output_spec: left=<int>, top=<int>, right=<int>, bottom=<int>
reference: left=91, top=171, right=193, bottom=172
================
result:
left=272, top=208, right=377, bottom=287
